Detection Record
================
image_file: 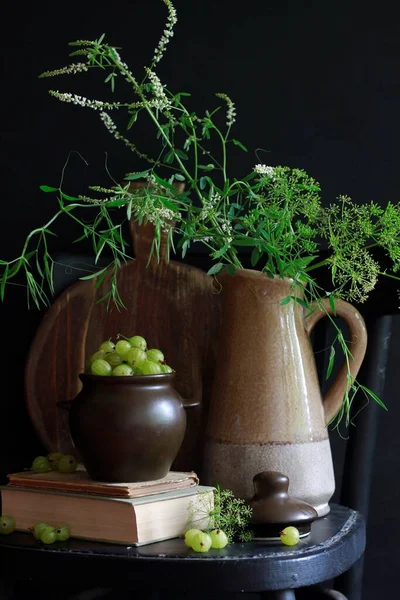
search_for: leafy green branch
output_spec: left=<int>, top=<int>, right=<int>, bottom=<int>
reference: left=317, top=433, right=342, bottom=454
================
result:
left=0, top=0, right=398, bottom=427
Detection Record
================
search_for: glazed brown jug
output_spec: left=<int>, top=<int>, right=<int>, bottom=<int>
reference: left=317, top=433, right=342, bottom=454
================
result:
left=202, top=270, right=367, bottom=516
left=60, top=372, right=188, bottom=483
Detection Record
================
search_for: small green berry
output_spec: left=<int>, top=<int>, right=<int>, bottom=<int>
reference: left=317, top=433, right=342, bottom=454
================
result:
left=33, top=522, right=50, bottom=540
left=40, top=526, right=56, bottom=544
left=184, top=528, right=203, bottom=548
left=128, top=336, right=147, bottom=351
left=98, top=340, right=115, bottom=354
left=210, top=528, right=229, bottom=549
left=0, top=515, right=16, bottom=535
left=146, top=349, right=164, bottom=363
left=124, top=347, right=147, bottom=366
left=112, top=363, right=133, bottom=376
left=55, top=525, right=70, bottom=541
left=190, top=531, right=212, bottom=552
left=139, top=359, right=162, bottom=375
left=103, top=351, right=122, bottom=369
left=86, top=350, right=106, bottom=372
left=115, top=340, right=132, bottom=356
left=58, top=455, right=78, bottom=473
left=47, top=452, right=64, bottom=471
left=32, top=456, right=51, bottom=473
left=280, top=526, right=300, bottom=546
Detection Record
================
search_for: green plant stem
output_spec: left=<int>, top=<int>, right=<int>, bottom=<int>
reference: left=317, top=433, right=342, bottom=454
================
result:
left=305, top=258, right=330, bottom=272
left=214, top=126, right=227, bottom=182
left=129, top=83, right=241, bottom=267
left=2, top=209, right=65, bottom=280
left=377, top=271, right=400, bottom=281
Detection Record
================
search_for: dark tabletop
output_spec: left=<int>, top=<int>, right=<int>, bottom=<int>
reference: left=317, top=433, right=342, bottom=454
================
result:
left=0, top=504, right=365, bottom=593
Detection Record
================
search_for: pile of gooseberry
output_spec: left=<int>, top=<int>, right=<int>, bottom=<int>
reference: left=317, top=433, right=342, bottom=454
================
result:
left=0, top=516, right=70, bottom=544
left=184, top=528, right=229, bottom=552
left=32, top=521, right=70, bottom=544
left=86, top=334, right=174, bottom=377
left=31, top=453, right=78, bottom=474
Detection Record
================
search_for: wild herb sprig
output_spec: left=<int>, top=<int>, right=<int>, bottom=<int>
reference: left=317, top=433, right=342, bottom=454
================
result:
left=0, top=0, right=399, bottom=426
left=186, top=485, right=253, bottom=543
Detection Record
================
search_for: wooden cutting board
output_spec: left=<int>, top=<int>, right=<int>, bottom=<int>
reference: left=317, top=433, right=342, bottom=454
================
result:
left=25, top=219, right=221, bottom=474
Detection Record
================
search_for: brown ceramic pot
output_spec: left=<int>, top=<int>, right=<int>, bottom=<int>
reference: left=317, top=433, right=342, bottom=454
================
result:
left=61, top=373, right=187, bottom=482
left=202, top=270, right=368, bottom=516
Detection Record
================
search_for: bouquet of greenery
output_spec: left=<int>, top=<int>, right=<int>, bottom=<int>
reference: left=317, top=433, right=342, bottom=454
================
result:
left=0, top=0, right=399, bottom=426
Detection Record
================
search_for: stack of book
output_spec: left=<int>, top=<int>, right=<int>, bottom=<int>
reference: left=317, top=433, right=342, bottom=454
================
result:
left=0, top=467, right=214, bottom=546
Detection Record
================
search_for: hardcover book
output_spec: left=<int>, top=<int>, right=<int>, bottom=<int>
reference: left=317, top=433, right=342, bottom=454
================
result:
left=0, top=484, right=214, bottom=546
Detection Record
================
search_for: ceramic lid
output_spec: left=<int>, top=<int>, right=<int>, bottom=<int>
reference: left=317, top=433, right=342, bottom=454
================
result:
left=248, top=471, right=319, bottom=538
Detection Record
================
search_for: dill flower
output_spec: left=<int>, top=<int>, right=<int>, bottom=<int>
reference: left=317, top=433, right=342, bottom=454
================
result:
left=329, top=248, right=380, bottom=303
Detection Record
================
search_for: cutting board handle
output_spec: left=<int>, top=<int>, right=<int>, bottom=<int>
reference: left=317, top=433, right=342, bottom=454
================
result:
left=129, top=220, right=169, bottom=265
left=127, top=181, right=185, bottom=265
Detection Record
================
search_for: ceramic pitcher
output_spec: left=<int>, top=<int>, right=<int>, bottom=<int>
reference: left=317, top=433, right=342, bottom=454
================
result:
left=202, top=270, right=367, bottom=516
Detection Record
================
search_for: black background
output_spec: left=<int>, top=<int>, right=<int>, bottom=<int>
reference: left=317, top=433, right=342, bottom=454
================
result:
left=1, top=1, right=399, bottom=598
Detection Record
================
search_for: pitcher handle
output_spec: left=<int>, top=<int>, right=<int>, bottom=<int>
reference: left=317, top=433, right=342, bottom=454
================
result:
left=304, top=298, right=368, bottom=425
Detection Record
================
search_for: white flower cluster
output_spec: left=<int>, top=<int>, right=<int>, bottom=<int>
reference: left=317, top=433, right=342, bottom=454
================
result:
left=144, top=173, right=157, bottom=184
left=39, top=62, right=89, bottom=78
left=100, top=112, right=137, bottom=152
left=216, top=93, right=236, bottom=126
left=254, top=164, right=276, bottom=178
left=152, top=0, right=177, bottom=65
left=221, top=221, right=233, bottom=242
left=125, top=99, right=171, bottom=112
left=106, top=47, right=137, bottom=84
left=120, top=60, right=136, bottom=83
left=100, top=112, right=117, bottom=131
left=227, top=103, right=236, bottom=126
left=145, top=68, right=171, bottom=111
left=111, top=48, right=122, bottom=63
left=146, top=206, right=177, bottom=224
left=78, top=195, right=111, bottom=204
left=88, top=186, right=116, bottom=194
left=136, top=203, right=181, bottom=232
left=69, top=39, right=95, bottom=46
left=199, top=192, right=221, bottom=220
left=49, top=91, right=120, bottom=110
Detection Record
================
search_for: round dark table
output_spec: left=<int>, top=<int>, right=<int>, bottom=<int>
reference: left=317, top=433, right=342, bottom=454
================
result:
left=0, top=504, right=365, bottom=599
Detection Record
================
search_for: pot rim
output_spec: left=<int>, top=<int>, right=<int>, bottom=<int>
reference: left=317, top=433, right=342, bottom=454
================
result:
left=79, top=372, right=176, bottom=384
